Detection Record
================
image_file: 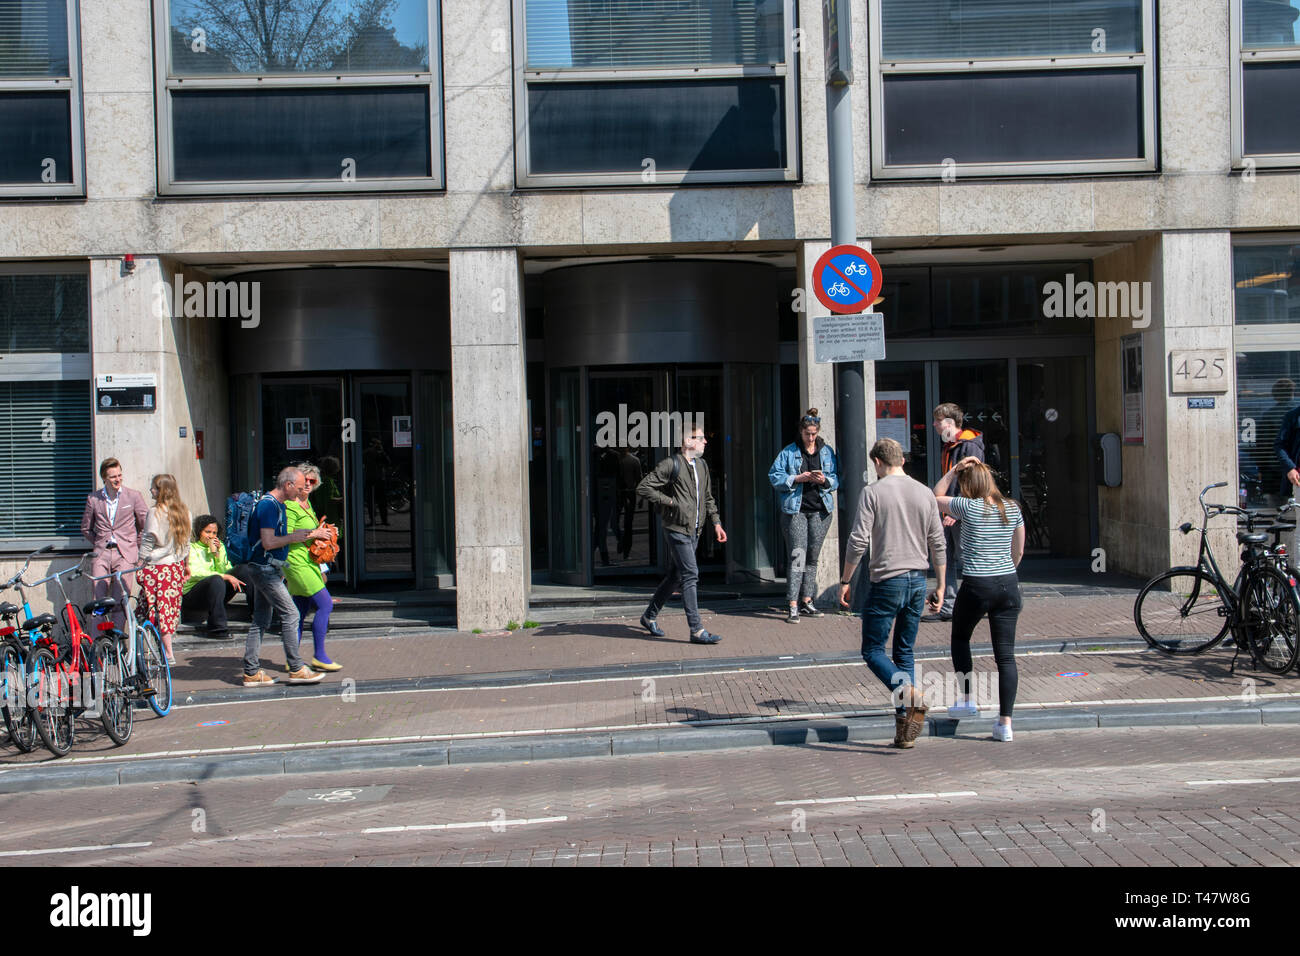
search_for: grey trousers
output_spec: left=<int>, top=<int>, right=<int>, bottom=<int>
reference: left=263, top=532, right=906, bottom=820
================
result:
left=242, top=563, right=305, bottom=676
left=780, top=510, right=832, bottom=605
left=940, top=521, right=964, bottom=615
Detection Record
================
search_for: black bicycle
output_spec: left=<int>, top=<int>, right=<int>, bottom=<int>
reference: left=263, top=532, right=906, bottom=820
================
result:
left=1133, top=482, right=1299, bottom=674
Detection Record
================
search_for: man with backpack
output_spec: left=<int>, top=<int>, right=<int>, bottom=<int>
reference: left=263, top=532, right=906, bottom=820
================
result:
left=636, top=423, right=727, bottom=644
left=240, top=467, right=332, bottom=687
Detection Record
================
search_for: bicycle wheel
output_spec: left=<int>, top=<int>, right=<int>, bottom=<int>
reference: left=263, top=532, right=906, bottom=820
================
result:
left=1134, top=569, right=1232, bottom=654
left=1241, top=566, right=1300, bottom=674
left=93, top=636, right=132, bottom=745
left=1, top=643, right=35, bottom=753
left=29, top=645, right=73, bottom=757
left=138, top=621, right=172, bottom=717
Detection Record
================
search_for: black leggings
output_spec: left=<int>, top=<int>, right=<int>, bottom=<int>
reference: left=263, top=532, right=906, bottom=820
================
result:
left=950, top=573, right=1022, bottom=717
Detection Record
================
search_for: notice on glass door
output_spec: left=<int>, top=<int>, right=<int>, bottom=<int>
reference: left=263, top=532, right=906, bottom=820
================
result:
left=875, top=391, right=910, bottom=446
left=1121, top=334, right=1144, bottom=444
left=392, top=415, right=412, bottom=448
left=286, top=417, right=311, bottom=450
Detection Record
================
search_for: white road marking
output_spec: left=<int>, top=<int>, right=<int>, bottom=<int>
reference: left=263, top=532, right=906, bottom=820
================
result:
left=0, top=841, right=151, bottom=857
left=1186, top=776, right=1300, bottom=786
left=776, top=790, right=978, bottom=806
left=364, top=815, right=569, bottom=833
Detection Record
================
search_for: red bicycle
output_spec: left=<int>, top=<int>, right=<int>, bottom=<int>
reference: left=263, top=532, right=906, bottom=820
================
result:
left=20, top=556, right=119, bottom=757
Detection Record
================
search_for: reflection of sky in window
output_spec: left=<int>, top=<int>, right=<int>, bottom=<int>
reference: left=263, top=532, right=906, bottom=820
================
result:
left=525, top=0, right=574, bottom=67
left=170, top=0, right=430, bottom=51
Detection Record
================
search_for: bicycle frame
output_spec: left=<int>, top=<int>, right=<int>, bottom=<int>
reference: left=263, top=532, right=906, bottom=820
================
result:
left=86, top=565, right=147, bottom=679
left=1177, top=482, right=1246, bottom=621
left=31, top=557, right=102, bottom=717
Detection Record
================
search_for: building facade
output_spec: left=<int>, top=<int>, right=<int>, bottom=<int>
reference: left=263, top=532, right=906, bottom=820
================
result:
left=2, top=0, right=1298, bottom=628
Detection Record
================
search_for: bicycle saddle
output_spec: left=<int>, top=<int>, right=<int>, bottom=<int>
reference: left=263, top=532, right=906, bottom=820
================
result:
left=1266, top=523, right=1296, bottom=534
left=82, top=598, right=117, bottom=615
left=1237, top=532, right=1269, bottom=545
left=0, top=602, right=18, bottom=617
left=19, top=613, right=57, bottom=631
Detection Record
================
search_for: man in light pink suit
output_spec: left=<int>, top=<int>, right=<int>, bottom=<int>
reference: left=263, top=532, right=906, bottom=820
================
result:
left=81, top=457, right=149, bottom=627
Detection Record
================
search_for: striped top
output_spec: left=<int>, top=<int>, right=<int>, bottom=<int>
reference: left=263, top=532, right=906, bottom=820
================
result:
left=949, top=496, right=1023, bottom=576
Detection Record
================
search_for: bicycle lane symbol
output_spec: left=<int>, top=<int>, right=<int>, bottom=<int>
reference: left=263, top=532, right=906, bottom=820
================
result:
left=308, top=789, right=364, bottom=803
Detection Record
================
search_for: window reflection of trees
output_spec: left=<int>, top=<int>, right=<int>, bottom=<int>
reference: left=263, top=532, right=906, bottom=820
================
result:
left=170, top=0, right=428, bottom=74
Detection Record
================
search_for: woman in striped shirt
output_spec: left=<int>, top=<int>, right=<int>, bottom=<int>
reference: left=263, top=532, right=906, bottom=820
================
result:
left=934, top=458, right=1026, bottom=741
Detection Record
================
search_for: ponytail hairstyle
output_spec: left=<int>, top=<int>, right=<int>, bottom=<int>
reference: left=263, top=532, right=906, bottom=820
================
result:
left=956, top=463, right=1012, bottom=525
left=150, top=474, right=192, bottom=549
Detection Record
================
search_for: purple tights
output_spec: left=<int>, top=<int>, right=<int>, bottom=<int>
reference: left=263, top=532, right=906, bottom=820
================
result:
left=293, top=588, right=333, bottom=664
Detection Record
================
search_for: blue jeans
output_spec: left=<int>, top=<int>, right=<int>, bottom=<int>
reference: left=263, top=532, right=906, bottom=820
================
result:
left=243, top=563, right=304, bottom=676
left=860, top=570, right=926, bottom=715
left=645, top=530, right=702, bottom=634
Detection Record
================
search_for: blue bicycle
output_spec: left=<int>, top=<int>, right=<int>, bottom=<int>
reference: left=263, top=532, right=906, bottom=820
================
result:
left=88, top=566, right=171, bottom=717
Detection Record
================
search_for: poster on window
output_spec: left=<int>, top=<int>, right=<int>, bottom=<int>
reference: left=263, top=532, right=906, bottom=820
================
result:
left=392, top=415, right=412, bottom=448
left=1122, top=334, right=1144, bottom=444
left=875, top=391, right=910, bottom=446
left=285, top=417, right=311, bottom=450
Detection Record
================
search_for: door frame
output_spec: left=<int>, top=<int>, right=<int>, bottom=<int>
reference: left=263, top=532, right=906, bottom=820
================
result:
left=349, top=373, right=421, bottom=584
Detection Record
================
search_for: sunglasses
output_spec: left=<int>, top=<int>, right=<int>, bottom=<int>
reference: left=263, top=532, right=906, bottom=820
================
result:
left=801, top=416, right=821, bottom=425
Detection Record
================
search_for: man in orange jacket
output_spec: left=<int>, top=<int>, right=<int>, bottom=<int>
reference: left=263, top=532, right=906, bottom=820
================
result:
left=924, top=403, right=985, bottom=622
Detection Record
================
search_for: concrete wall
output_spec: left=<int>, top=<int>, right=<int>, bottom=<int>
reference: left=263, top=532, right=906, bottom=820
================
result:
left=0, top=0, right=1296, bottom=263
left=89, top=257, right=230, bottom=522
left=1095, top=232, right=1237, bottom=579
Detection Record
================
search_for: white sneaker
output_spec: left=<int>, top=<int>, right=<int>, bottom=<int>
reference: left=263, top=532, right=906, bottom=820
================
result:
left=992, top=721, right=1013, bottom=742
left=946, top=697, right=980, bottom=719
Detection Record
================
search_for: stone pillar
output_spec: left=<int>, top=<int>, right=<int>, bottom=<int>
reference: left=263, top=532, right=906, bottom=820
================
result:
left=449, top=248, right=529, bottom=630
left=89, top=256, right=229, bottom=519
left=1159, top=231, right=1237, bottom=569
left=1095, top=231, right=1235, bottom=579
left=796, top=240, right=844, bottom=602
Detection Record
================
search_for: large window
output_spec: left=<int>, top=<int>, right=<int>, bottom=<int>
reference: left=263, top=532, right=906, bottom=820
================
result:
left=870, top=0, right=1156, bottom=179
left=0, top=266, right=92, bottom=543
left=514, top=0, right=797, bottom=186
left=154, top=0, right=442, bottom=193
left=0, top=0, right=83, bottom=197
left=1233, top=239, right=1300, bottom=509
left=1232, top=0, right=1300, bottom=168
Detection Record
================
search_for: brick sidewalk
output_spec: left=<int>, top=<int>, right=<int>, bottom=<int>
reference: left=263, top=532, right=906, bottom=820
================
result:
left=168, top=591, right=1146, bottom=693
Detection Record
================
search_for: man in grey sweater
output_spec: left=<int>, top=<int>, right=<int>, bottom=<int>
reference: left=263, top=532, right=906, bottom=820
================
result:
left=839, top=437, right=946, bottom=749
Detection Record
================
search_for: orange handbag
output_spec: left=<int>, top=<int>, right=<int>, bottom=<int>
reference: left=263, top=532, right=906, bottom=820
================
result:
left=309, top=516, right=340, bottom=565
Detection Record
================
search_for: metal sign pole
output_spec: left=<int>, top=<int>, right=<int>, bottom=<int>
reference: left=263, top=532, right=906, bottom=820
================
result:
left=824, top=0, right=866, bottom=572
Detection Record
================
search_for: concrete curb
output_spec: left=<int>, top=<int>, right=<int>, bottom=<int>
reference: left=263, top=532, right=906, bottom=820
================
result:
left=2, top=695, right=1293, bottom=794
left=172, top=635, right=1151, bottom=706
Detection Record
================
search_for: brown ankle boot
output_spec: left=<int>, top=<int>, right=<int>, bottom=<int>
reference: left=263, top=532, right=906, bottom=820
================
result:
left=902, top=686, right=929, bottom=744
left=893, top=714, right=913, bottom=749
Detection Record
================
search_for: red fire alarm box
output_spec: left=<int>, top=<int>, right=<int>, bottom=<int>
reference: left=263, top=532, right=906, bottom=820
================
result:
left=195, top=429, right=204, bottom=459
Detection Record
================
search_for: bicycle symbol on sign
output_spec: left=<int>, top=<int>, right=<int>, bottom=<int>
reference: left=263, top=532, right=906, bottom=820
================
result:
left=308, top=788, right=363, bottom=803
left=828, top=281, right=851, bottom=297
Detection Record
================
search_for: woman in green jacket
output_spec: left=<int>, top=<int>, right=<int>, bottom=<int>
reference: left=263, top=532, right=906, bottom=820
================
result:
left=180, top=514, right=245, bottom=640
left=286, top=463, right=339, bottom=671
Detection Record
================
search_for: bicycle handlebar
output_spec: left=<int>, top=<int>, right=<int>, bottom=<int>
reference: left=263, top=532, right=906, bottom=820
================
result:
left=85, top=565, right=147, bottom=582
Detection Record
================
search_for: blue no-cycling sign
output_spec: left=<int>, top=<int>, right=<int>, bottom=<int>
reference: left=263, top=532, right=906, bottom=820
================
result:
left=812, top=244, right=884, bottom=314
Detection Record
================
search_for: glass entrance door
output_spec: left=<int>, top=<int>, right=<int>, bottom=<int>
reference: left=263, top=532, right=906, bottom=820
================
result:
left=590, top=370, right=668, bottom=577
left=355, top=378, right=414, bottom=579
left=937, top=360, right=1012, bottom=495
left=261, top=377, right=350, bottom=581
left=876, top=357, right=1092, bottom=559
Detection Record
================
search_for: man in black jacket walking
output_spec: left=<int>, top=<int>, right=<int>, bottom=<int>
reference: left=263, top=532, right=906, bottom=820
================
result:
left=636, top=423, right=728, bottom=644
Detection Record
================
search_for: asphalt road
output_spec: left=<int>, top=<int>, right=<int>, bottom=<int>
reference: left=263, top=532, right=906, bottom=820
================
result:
left=3, top=726, right=1297, bottom=869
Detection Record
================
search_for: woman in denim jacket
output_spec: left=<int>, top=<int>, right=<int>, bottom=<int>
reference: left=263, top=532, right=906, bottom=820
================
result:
left=768, top=408, right=840, bottom=622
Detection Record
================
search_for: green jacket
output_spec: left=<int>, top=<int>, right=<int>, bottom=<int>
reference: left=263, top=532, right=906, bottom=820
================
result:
left=285, top=499, right=326, bottom=597
left=183, top=540, right=233, bottom=594
left=637, top=452, right=719, bottom=537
